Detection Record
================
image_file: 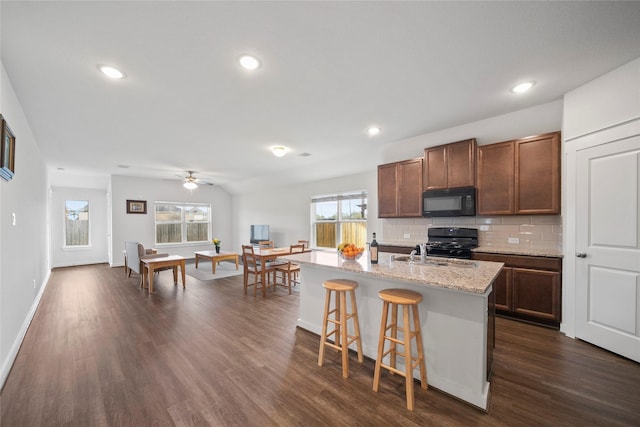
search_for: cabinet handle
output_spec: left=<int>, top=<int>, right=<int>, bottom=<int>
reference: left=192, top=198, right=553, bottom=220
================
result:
left=576, top=252, right=587, bottom=258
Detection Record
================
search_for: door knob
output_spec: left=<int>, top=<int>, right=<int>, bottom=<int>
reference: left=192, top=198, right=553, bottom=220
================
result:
left=576, top=252, right=587, bottom=258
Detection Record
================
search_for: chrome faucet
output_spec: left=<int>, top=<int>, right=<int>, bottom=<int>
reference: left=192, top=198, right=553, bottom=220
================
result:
left=419, top=243, right=427, bottom=261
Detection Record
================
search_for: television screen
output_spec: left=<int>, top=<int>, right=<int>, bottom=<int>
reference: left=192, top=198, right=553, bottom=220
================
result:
left=250, top=225, right=269, bottom=244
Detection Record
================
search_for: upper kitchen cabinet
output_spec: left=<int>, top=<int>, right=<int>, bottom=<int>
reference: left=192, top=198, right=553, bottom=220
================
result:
left=515, top=132, right=561, bottom=214
left=378, top=158, right=423, bottom=218
left=477, top=131, right=561, bottom=215
left=476, top=141, right=515, bottom=215
left=424, top=138, right=476, bottom=190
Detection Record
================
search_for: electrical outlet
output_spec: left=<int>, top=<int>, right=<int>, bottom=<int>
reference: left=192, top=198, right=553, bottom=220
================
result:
left=508, top=237, right=520, bottom=244
left=403, top=233, right=411, bottom=239
left=33, top=279, right=36, bottom=289
left=479, top=225, right=489, bottom=231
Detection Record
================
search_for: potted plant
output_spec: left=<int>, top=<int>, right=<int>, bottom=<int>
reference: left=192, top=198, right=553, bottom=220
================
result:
left=213, top=238, right=221, bottom=253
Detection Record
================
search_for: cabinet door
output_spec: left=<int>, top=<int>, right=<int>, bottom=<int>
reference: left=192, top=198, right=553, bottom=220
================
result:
left=512, top=268, right=561, bottom=322
left=447, top=138, right=476, bottom=188
left=477, top=141, right=515, bottom=215
left=378, top=163, right=398, bottom=217
left=515, top=132, right=561, bottom=214
left=493, top=266, right=513, bottom=311
left=424, top=145, right=447, bottom=190
left=397, top=158, right=423, bottom=217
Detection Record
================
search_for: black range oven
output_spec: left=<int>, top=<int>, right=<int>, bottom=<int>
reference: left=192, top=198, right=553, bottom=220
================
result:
left=416, top=227, right=479, bottom=259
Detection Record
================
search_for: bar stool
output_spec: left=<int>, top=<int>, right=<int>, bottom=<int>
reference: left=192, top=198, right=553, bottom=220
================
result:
left=373, top=288, right=427, bottom=410
left=318, top=279, right=363, bottom=378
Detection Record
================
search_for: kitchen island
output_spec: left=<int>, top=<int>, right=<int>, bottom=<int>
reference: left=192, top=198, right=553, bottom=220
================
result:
left=281, top=251, right=503, bottom=411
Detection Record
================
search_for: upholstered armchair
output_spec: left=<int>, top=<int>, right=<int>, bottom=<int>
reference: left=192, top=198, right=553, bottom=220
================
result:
left=124, top=241, right=169, bottom=281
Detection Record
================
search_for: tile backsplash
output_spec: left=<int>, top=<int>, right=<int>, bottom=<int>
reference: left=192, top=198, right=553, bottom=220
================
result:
left=380, top=215, right=562, bottom=251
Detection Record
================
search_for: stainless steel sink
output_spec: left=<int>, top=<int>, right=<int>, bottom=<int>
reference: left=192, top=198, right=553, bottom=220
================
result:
left=391, top=255, right=448, bottom=266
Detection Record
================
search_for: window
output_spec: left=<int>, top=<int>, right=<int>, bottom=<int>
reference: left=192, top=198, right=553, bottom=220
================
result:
left=311, top=191, right=367, bottom=250
left=155, top=202, right=211, bottom=244
left=65, top=200, right=90, bottom=246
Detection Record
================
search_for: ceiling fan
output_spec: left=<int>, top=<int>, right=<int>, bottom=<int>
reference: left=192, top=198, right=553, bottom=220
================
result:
left=180, top=171, right=213, bottom=190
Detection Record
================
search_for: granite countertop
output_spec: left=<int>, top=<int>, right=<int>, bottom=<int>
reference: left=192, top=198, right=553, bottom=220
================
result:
left=472, top=246, right=563, bottom=258
left=282, top=251, right=503, bottom=295
left=380, top=242, right=563, bottom=258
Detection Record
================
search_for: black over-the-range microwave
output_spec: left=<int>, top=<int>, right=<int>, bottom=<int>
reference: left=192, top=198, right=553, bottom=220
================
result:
left=422, top=186, right=476, bottom=217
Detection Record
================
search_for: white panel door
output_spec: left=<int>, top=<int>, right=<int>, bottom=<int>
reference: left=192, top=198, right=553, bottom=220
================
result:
left=576, top=135, right=640, bottom=362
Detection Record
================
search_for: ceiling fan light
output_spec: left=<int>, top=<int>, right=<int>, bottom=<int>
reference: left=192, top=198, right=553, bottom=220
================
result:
left=272, top=146, right=287, bottom=157
left=183, top=181, right=198, bottom=190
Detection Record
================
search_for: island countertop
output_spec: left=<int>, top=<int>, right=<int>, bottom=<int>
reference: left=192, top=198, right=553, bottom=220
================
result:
left=282, top=251, right=503, bottom=295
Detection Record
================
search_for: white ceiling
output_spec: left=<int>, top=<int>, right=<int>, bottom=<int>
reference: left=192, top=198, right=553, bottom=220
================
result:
left=2, top=1, right=640, bottom=193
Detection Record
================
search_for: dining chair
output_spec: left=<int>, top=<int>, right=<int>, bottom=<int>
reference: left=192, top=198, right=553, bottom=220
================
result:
left=275, top=244, right=305, bottom=294
left=297, top=240, right=309, bottom=249
left=258, top=240, right=274, bottom=248
left=242, top=244, right=276, bottom=296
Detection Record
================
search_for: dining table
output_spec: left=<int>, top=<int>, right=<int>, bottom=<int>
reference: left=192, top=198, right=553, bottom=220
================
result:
left=251, top=246, right=310, bottom=296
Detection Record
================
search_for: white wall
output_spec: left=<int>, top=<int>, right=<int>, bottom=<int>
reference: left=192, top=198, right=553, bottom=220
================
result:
left=380, top=100, right=564, bottom=163
left=49, top=187, right=109, bottom=267
left=564, top=57, right=640, bottom=140
left=232, top=171, right=378, bottom=251
left=110, top=175, right=233, bottom=263
left=0, top=64, right=49, bottom=387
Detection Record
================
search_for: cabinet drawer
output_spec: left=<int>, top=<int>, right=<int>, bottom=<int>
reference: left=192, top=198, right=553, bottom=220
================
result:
left=472, top=253, right=561, bottom=271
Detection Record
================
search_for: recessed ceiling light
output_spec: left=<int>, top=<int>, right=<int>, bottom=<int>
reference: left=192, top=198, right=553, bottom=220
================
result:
left=511, top=81, right=535, bottom=93
left=239, top=55, right=261, bottom=70
left=271, top=146, right=287, bottom=157
left=368, top=127, right=381, bottom=136
left=98, top=65, right=125, bottom=79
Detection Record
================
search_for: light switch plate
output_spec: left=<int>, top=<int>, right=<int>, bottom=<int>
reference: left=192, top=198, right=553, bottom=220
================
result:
left=508, top=237, right=520, bottom=244
left=479, top=225, right=489, bottom=231
left=403, top=233, right=411, bottom=239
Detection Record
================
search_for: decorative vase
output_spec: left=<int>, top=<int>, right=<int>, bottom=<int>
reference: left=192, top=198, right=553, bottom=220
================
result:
left=215, top=246, right=220, bottom=254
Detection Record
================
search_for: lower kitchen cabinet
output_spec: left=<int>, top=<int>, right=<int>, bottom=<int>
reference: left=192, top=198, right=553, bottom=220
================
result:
left=472, top=252, right=562, bottom=328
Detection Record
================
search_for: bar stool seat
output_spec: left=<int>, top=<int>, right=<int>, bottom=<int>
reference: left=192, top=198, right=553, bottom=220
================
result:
left=373, top=288, right=427, bottom=410
left=318, top=279, right=363, bottom=378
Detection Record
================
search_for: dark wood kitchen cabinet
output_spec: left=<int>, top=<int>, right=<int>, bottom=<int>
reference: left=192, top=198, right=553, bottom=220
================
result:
left=424, top=138, right=476, bottom=190
left=472, top=252, right=562, bottom=328
left=476, top=132, right=560, bottom=215
left=378, top=158, right=423, bottom=217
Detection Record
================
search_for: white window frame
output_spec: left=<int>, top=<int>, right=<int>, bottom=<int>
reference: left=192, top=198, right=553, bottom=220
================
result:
left=311, top=191, right=367, bottom=250
left=63, top=199, right=91, bottom=248
left=154, top=201, right=211, bottom=245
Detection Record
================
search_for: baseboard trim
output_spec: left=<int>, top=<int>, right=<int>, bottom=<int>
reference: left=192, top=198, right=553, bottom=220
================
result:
left=0, top=269, right=51, bottom=391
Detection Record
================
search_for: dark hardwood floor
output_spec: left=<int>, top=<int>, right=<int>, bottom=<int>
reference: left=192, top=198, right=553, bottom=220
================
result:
left=1, top=263, right=638, bottom=426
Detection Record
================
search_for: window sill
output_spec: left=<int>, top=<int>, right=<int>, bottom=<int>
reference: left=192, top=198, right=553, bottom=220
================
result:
left=62, top=245, right=93, bottom=251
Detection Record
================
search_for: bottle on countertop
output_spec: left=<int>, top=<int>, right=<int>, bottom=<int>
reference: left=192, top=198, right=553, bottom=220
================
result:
left=370, top=232, right=379, bottom=264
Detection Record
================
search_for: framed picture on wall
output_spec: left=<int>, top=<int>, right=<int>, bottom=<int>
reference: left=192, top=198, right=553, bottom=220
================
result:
left=0, top=115, right=16, bottom=181
left=126, top=200, right=147, bottom=214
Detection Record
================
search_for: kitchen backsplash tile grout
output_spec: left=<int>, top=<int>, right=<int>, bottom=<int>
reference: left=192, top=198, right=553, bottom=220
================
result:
left=380, top=215, right=562, bottom=251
